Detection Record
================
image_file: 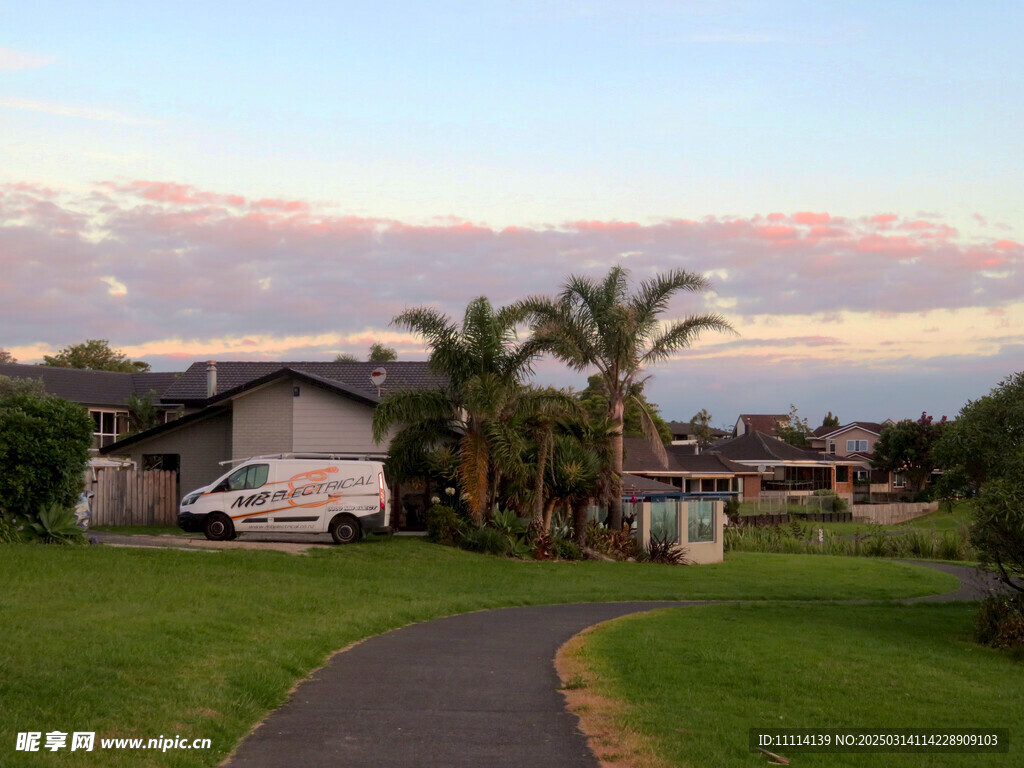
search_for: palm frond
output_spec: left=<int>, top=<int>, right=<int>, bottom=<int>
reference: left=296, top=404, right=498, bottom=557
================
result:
left=640, top=313, right=736, bottom=365
left=372, top=388, right=458, bottom=442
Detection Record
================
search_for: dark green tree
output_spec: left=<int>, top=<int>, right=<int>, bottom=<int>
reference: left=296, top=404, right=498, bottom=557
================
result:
left=821, top=411, right=840, bottom=428
left=577, top=375, right=672, bottom=444
left=334, top=353, right=359, bottom=362
left=368, top=343, right=398, bottom=363
left=0, top=348, right=16, bottom=364
left=42, top=339, right=150, bottom=372
left=519, top=266, right=733, bottom=529
left=0, top=389, right=94, bottom=515
left=872, top=412, right=946, bottom=493
left=690, top=408, right=715, bottom=447
left=776, top=404, right=811, bottom=447
left=934, top=373, right=1024, bottom=592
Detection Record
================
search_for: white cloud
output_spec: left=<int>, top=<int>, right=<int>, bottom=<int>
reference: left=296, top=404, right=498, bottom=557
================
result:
left=101, top=276, right=127, bottom=296
left=0, top=97, right=158, bottom=126
left=0, top=48, right=53, bottom=72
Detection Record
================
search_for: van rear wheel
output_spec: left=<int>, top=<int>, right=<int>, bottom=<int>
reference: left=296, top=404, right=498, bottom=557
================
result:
left=204, top=512, right=235, bottom=541
left=329, top=514, right=362, bottom=545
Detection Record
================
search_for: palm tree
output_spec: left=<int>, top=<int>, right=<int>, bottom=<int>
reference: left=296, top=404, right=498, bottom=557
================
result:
left=372, top=297, right=536, bottom=524
left=520, top=266, right=734, bottom=529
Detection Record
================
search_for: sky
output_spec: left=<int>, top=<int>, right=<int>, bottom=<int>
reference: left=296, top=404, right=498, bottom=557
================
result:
left=2, top=1, right=1022, bottom=429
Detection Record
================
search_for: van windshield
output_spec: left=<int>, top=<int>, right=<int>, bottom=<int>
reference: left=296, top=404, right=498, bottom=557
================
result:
left=226, top=464, right=269, bottom=491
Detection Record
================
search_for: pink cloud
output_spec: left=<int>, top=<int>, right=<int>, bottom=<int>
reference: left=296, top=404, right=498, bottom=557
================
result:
left=792, top=212, right=830, bottom=225
left=2, top=182, right=1022, bottom=352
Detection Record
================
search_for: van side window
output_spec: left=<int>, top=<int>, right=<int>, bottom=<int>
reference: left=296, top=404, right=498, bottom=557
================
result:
left=227, top=464, right=269, bottom=491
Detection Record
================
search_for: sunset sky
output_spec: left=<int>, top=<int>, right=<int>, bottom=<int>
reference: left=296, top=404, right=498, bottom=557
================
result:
left=2, top=1, right=1021, bottom=429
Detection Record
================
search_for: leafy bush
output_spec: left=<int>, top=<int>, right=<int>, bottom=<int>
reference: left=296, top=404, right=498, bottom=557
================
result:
left=456, top=511, right=533, bottom=559
left=424, top=504, right=464, bottom=544
left=810, top=489, right=849, bottom=514
left=27, top=503, right=85, bottom=545
left=724, top=524, right=973, bottom=562
left=724, top=497, right=740, bottom=522
left=551, top=536, right=583, bottom=561
left=640, top=535, right=689, bottom=565
left=584, top=521, right=640, bottom=560
left=0, top=388, right=94, bottom=517
left=0, top=512, right=24, bottom=544
left=975, top=594, right=1024, bottom=650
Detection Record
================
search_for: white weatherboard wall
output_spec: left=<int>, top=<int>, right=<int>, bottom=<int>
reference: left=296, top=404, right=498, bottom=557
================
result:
left=232, top=379, right=294, bottom=459
left=291, top=383, right=392, bottom=454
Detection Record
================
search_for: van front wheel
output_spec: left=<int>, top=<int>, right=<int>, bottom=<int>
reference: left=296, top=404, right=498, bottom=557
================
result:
left=329, top=514, right=362, bottom=545
left=204, top=512, right=235, bottom=541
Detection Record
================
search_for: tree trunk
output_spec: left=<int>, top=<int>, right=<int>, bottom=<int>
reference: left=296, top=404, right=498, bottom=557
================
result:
left=572, top=497, right=589, bottom=547
left=531, top=428, right=551, bottom=532
left=542, top=497, right=557, bottom=535
left=607, top=393, right=625, bottom=529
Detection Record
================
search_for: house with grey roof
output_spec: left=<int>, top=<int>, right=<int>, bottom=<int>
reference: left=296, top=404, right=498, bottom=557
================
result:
left=0, top=362, right=182, bottom=451
left=100, top=361, right=444, bottom=514
left=708, top=430, right=858, bottom=501
left=621, top=437, right=760, bottom=501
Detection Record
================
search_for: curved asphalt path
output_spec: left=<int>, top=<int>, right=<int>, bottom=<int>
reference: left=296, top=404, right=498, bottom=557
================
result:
left=224, top=562, right=998, bottom=768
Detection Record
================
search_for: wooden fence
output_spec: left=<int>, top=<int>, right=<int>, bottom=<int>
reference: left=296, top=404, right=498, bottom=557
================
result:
left=88, top=468, right=178, bottom=526
left=851, top=501, right=939, bottom=526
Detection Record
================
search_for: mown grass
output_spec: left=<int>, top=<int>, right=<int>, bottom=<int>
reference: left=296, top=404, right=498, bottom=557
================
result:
left=572, top=603, right=1024, bottom=767
left=0, top=539, right=956, bottom=767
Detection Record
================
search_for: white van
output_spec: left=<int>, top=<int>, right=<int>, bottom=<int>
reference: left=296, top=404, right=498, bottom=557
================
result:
left=177, top=457, right=390, bottom=544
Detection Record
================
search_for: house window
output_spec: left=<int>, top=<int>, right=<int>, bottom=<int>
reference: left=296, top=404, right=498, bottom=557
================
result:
left=828, top=440, right=836, bottom=454
left=835, top=466, right=849, bottom=483
left=688, top=500, right=715, bottom=543
left=89, top=409, right=130, bottom=448
left=847, top=439, right=868, bottom=452
left=854, top=470, right=868, bottom=482
left=893, top=473, right=906, bottom=488
left=700, top=478, right=716, bottom=493
left=716, top=478, right=730, bottom=492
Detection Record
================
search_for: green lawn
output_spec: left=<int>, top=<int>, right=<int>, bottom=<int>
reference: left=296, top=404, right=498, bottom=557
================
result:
left=0, top=539, right=956, bottom=767
left=570, top=603, right=1023, bottom=767
left=739, top=501, right=974, bottom=537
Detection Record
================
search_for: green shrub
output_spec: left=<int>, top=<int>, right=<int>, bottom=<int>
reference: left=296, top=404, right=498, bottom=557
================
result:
left=975, top=594, right=1024, bottom=650
left=640, top=535, right=689, bottom=565
left=424, top=504, right=463, bottom=544
left=724, top=497, right=741, bottom=521
left=810, top=489, right=849, bottom=514
left=584, top=521, right=640, bottom=560
left=27, top=503, right=85, bottom=545
left=0, top=389, right=94, bottom=517
left=551, top=536, right=583, bottom=561
left=459, top=526, right=514, bottom=556
left=0, top=512, right=23, bottom=544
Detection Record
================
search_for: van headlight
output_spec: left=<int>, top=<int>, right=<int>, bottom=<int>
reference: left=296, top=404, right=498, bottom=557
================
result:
left=182, top=493, right=202, bottom=506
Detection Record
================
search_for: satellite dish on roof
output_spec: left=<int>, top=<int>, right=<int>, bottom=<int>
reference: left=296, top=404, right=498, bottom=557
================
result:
left=371, top=367, right=387, bottom=396
left=757, top=465, right=767, bottom=474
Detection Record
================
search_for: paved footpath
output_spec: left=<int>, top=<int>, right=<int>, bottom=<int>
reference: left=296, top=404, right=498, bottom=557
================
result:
left=224, top=561, right=1002, bottom=768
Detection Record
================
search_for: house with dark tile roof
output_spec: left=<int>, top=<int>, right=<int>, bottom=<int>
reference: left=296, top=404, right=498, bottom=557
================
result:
left=0, top=362, right=182, bottom=451
left=101, top=361, right=444, bottom=513
left=707, top=430, right=859, bottom=500
left=621, top=437, right=760, bottom=500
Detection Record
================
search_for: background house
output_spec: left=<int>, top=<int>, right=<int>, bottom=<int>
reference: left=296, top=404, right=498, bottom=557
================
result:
left=732, top=413, right=788, bottom=437
left=665, top=420, right=729, bottom=446
left=0, top=361, right=181, bottom=452
left=809, top=420, right=908, bottom=498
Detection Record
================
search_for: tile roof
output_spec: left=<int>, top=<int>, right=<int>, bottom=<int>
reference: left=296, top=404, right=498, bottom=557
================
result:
left=160, top=361, right=447, bottom=404
left=622, top=473, right=682, bottom=494
left=666, top=420, right=729, bottom=437
left=0, top=362, right=181, bottom=407
left=622, top=438, right=756, bottom=474
left=814, top=421, right=886, bottom=438
left=708, top=430, right=828, bottom=463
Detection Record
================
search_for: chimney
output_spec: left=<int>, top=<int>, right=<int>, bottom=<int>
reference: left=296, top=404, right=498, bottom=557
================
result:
left=206, top=361, right=217, bottom=398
